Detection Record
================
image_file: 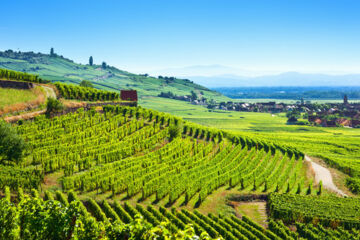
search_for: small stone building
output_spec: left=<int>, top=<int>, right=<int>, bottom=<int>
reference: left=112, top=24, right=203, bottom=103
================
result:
left=120, top=90, right=138, bottom=101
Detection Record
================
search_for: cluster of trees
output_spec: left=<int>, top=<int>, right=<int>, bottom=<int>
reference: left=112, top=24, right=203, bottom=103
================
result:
left=54, top=82, right=119, bottom=101
left=158, top=91, right=177, bottom=98
left=79, top=80, right=94, bottom=88
left=0, top=68, right=49, bottom=83
left=286, top=109, right=301, bottom=123
left=158, top=90, right=200, bottom=101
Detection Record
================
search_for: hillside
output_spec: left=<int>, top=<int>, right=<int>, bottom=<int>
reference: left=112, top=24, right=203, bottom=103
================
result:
left=0, top=50, right=229, bottom=102
left=3, top=189, right=360, bottom=240
left=1, top=72, right=359, bottom=238
left=1, top=56, right=360, bottom=240
left=2, top=104, right=360, bottom=239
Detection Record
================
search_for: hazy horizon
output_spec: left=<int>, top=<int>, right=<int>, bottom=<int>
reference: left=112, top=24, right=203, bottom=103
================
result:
left=1, top=0, right=360, bottom=76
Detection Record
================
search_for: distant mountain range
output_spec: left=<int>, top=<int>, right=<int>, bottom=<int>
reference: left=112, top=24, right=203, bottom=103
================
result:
left=150, top=65, right=360, bottom=88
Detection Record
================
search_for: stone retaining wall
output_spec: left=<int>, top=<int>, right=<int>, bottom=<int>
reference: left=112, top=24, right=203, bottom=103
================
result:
left=0, top=80, right=34, bottom=89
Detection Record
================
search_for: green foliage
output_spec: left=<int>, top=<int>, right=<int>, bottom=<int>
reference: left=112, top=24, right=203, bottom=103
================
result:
left=143, top=98, right=360, bottom=189
left=286, top=110, right=301, bottom=123
left=346, top=177, right=360, bottom=194
left=14, top=106, right=305, bottom=205
left=317, top=181, right=323, bottom=195
left=0, top=121, right=26, bottom=165
left=168, top=124, right=182, bottom=141
left=55, top=82, right=119, bottom=101
left=3, top=191, right=360, bottom=239
left=0, top=196, right=107, bottom=240
left=55, top=190, right=68, bottom=206
left=45, top=97, right=64, bottom=117
left=0, top=166, right=43, bottom=191
left=0, top=51, right=228, bottom=102
left=269, top=193, right=360, bottom=229
left=79, top=80, right=94, bottom=88
left=306, top=183, right=312, bottom=195
left=89, top=56, right=93, bottom=66
left=0, top=67, right=45, bottom=82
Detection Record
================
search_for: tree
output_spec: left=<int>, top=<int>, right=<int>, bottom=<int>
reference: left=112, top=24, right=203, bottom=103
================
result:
left=168, top=124, right=182, bottom=141
left=286, top=109, right=300, bottom=123
left=89, top=56, right=93, bottom=66
left=45, top=97, right=64, bottom=117
left=102, top=62, right=107, bottom=69
left=50, top=48, right=54, bottom=56
left=318, top=180, right=323, bottom=195
left=0, top=121, right=26, bottom=165
left=80, top=80, right=94, bottom=88
left=190, top=91, right=197, bottom=100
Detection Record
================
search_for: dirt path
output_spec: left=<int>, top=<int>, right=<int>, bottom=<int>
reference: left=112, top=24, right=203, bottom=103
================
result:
left=41, top=85, right=57, bottom=98
left=305, top=155, right=347, bottom=196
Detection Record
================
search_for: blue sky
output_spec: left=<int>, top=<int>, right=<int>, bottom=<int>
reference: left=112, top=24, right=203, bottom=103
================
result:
left=1, top=0, right=360, bottom=74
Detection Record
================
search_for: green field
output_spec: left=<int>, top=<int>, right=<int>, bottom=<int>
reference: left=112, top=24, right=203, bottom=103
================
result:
left=0, top=87, right=39, bottom=109
left=140, top=96, right=360, bottom=191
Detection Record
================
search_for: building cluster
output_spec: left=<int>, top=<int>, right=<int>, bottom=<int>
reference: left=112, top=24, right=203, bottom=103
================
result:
left=307, top=97, right=360, bottom=127
left=158, top=91, right=360, bottom=128
left=214, top=101, right=296, bottom=113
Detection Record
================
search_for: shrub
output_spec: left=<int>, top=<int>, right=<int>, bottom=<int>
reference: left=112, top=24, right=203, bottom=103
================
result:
left=45, top=97, right=63, bottom=117
left=0, top=121, right=26, bottom=165
left=168, top=124, right=182, bottom=141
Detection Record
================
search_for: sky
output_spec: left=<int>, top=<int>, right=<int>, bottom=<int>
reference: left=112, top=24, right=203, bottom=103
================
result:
left=1, top=0, right=360, bottom=75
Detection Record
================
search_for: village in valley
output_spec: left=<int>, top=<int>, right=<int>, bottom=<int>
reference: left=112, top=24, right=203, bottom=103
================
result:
left=159, top=91, right=360, bottom=128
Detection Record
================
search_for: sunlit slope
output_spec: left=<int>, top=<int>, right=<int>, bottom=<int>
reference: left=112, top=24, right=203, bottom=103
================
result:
left=140, top=96, right=360, bottom=194
left=3, top=106, right=306, bottom=208
left=0, top=50, right=229, bottom=101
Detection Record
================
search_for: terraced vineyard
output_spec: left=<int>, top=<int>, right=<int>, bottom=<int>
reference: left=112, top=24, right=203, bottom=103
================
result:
left=54, top=82, right=120, bottom=101
left=269, top=193, right=360, bottom=229
left=2, top=189, right=359, bottom=240
left=2, top=71, right=359, bottom=239
left=5, top=106, right=307, bottom=207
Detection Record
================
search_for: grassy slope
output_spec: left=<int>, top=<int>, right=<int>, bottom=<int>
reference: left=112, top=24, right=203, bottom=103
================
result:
left=140, top=96, right=360, bottom=181
left=0, top=88, right=38, bottom=109
left=0, top=52, right=229, bottom=102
